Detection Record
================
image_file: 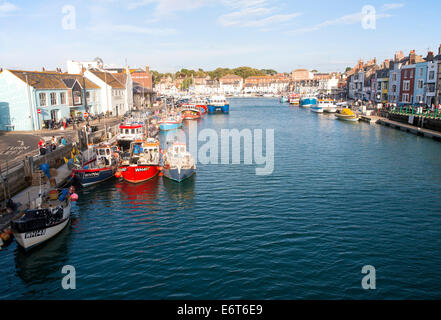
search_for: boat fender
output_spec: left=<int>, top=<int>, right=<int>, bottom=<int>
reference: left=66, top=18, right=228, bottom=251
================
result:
left=70, top=193, right=79, bottom=202
left=0, top=232, right=10, bottom=242
left=115, top=171, right=122, bottom=178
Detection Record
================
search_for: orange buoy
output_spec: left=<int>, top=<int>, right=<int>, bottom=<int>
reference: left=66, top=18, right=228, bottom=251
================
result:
left=0, top=232, right=10, bottom=242
left=115, top=171, right=122, bottom=178
left=158, top=172, right=163, bottom=177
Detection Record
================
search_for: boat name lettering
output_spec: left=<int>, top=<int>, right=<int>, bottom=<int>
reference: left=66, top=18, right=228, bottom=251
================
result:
left=85, top=172, right=100, bottom=177
left=135, top=168, right=149, bottom=172
left=25, top=229, right=46, bottom=239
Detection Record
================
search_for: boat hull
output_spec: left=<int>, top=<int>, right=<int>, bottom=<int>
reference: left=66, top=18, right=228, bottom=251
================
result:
left=300, top=98, right=317, bottom=108
left=73, top=167, right=116, bottom=187
left=159, top=122, right=182, bottom=131
left=323, top=107, right=337, bottom=113
left=310, top=106, right=324, bottom=113
left=119, top=165, right=160, bottom=184
left=208, top=104, right=229, bottom=113
left=163, top=167, right=195, bottom=182
left=13, top=203, right=71, bottom=250
left=335, top=114, right=360, bottom=122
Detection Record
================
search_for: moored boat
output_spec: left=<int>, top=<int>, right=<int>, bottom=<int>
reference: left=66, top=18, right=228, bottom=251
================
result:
left=158, top=115, right=182, bottom=131
left=335, top=108, right=360, bottom=122
left=208, top=95, right=229, bottom=113
left=300, top=96, right=318, bottom=108
left=289, top=94, right=300, bottom=105
left=72, top=143, right=119, bottom=187
left=11, top=188, right=77, bottom=250
left=162, top=142, right=196, bottom=182
left=279, top=96, right=289, bottom=103
left=181, top=104, right=202, bottom=120
left=117, top=121, right=145, bottom=151
left=116, top=138, right=161, bottom=184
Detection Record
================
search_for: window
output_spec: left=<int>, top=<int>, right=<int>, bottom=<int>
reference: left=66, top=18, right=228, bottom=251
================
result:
left=392, top=85, right=396, bottom=93
left=417, top=79, right=424, bottom=89
left=60, top=92, right=66, bottom=104
left=403, top=80, right=410, bottom=91
left=410, top=70, right=413, bottom=78
left=39, top=93, right=47, bottom=106
left=429, top=71, right=435, bottom=80
left=419, top=68, right=423, bottom=77
left=392, top=73, right=397, bottom=82
left=50, top=92, right=57, bottom=105
left=402, top=93, right=409, bottom=103
left=404, top=70, right=408, bottom=78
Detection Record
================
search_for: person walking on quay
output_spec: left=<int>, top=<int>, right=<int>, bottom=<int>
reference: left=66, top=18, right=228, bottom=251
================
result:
left=60, top=137, right=67, bottom=146
left=63, top=118, right=67, bottom=129
left=38, top=138, right=45, bottom=155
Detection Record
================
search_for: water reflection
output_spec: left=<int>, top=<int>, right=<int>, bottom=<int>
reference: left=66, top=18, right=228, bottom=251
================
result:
left=162, top=175, right=196, bottom=208
left=14, top=221, right=73, bottom=284
left=115, top=177, right=160, bottom=204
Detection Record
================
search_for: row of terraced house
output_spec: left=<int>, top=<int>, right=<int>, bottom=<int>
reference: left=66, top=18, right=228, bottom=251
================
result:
left=347, top=44, right=441, bottom=106
left=0, top=59, right=154, bottom=131
left=155, top=71, right=343, bottom=96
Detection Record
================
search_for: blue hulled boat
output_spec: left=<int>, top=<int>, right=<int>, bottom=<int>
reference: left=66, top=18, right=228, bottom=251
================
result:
left=300, top=96, right=318, bottom=108
left=159, top=115, right=183, bottom=131
left=208, top=95, right=229, bottom=113
left=162, top=142, right=196, bottom=182
left=72, top=143, right=119, bottom=187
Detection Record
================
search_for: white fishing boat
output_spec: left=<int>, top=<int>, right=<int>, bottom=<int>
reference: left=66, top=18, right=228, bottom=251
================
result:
left=11, top=188, right=77, bottom=250
left=320, top=99, right=338, bottom=113
left=162, top=141, right=196, bottom=182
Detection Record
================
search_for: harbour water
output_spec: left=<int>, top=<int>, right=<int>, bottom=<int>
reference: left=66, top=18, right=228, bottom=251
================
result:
left=2, top=98, right=441, bottom=299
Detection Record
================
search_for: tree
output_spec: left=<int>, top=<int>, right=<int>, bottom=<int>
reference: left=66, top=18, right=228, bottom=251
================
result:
left=345, top=67, right=352, bottom=72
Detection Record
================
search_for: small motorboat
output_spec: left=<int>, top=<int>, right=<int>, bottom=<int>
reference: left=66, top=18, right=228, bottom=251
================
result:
left=72, top=143, right=119, bottom=187
left=279, top=96, right=289, bottom=103
left=116, top=138, right=161, bottom=184
left=162, top=142, right=196, bottom=182
left=158, top=115, right=182, bottom=131
left=11, top=188, right=76, bottom=250
left=335, top=108, right=360, bottom=122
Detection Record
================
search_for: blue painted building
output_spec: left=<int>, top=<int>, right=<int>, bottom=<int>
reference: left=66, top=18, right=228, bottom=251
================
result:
left=414, top=61, right=428, bottom=105
left=0, top=70, right=101, bottom=131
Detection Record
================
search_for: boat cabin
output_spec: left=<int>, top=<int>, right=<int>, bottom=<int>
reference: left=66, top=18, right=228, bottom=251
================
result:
left=129, top=139, right=160, bottom=166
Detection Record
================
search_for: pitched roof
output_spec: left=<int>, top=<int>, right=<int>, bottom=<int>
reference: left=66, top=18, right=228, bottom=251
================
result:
left=89, top=70, right=126, bottom=89
left=8, top=69, right=100, bottom=89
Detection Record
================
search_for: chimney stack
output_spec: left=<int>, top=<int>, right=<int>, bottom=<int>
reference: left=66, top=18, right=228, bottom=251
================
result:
left=410, top=50, right=416, bottom=64
left=427, top=51, right=434, bottom=61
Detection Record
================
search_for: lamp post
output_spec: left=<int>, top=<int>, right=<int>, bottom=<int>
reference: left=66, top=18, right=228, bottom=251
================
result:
left=24, top=73, right=36, bottom=131
left=82, top=76, right=89, bottom=126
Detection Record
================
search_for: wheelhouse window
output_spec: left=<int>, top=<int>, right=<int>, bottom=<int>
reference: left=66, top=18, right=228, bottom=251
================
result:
left=39, top=93, right=47, bottom=106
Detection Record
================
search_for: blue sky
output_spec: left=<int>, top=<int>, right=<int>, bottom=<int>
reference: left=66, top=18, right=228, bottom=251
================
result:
left=0, top=0, right=440, bottom=73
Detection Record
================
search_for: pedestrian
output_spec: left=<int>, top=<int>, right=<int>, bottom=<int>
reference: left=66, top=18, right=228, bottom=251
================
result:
left=61, top=137, right=67, bottom=146
left=38, top=138, right=45, bottom=155
left=63, top=118, right=67, bottom=129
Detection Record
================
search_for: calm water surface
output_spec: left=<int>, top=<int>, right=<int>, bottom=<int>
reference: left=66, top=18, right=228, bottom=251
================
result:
left=1, top=98, right=441, bottom=299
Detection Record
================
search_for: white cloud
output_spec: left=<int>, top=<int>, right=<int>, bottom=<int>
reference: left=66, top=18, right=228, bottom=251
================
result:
left=0, top=1, right=18, bottom=15
left=91, top=24, right=178, bottom=36
left=128, top=0, right=213, bottom=16
left=219, top=0, right=301, bottom=28
left=382, top=3, right=404, bottom=11
left=286, top=4, right=401, bottom=35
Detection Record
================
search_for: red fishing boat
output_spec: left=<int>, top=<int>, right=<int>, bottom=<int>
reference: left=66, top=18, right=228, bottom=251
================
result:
left=181, top=104, right=202, bottom=120
left=116, top=138, right=161, bottom=184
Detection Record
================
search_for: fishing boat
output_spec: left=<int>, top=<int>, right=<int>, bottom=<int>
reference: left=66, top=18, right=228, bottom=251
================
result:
left=208, top=95, right=229, bottom=113
left=11, top=188, right=77, bottom=250
left=72, top=143, right=119, bottom=187
left=322, top=100, right=337, bottom=113
left=289, top=94, right=300, bottom=105
left=117, top=121, right=145, bottom=151
left=335, top=108, right=360, bottom=122
left=116, top=138, right=161, bottom=184
left=162, top=142, right=196, bottom=183
left=181, top=104, right=202, bottom=120
left=158, top=114, right=182, bottom=131
left=300, top=96, right=318, bottom=108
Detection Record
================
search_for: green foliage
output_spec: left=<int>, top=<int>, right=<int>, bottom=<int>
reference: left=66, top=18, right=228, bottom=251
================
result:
left=151, top=66, right=279, bottom=85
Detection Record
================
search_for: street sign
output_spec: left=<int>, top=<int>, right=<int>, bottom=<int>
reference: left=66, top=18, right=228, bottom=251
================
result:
left=83, top=112, right=88, bottom=118
left=37, top=108, right=41, bottom=114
